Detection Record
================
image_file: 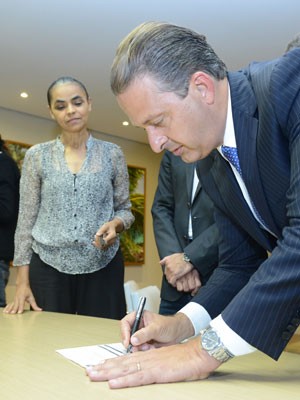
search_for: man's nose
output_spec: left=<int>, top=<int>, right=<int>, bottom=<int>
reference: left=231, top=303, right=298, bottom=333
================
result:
left=147, top=131, right=168, bottom=153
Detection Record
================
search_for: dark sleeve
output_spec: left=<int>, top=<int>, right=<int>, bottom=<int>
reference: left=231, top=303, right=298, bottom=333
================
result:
left=0, top=155, right=20, bottom=223
left=151, top=152, right=183, bottom=259
left=183, top=219, right=219, bottom=280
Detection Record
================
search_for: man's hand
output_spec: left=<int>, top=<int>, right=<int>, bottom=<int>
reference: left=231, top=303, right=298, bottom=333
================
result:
left=86, top=336, right=221, bottom=389
left=175, top=269, right=202, bottom=295
left=161, top=253, right=193, bottom=286
left=121, top=310, right=195, bottom=351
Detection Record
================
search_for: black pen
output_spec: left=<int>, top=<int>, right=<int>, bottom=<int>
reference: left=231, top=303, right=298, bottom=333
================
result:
left=126, top=296, right=146, bottom=353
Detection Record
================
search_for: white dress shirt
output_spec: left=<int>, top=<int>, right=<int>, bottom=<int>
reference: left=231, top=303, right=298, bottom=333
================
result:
left=179, top=86, right=257, bottom=356
left=188, top=167, right=199, bottom=239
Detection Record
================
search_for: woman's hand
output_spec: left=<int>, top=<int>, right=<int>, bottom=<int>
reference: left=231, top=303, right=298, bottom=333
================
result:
left=3, top=265, right=42, bottom=314
left=93, top=218, right=124, bottom=249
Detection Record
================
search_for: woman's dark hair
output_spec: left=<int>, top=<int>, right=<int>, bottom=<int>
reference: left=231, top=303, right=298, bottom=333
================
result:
left=47, top=76, right=89, bottom=106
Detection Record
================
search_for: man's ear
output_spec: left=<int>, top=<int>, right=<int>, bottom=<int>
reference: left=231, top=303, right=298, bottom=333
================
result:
left=191, top=71, right=215, bottom=104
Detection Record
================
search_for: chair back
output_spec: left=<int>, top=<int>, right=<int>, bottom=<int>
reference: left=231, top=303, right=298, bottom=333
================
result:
left=131, top=286, right=160, bottom=313
left=123, top=280, right=139, bottom=313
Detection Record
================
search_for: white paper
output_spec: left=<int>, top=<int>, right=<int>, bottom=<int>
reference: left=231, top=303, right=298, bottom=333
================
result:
left=56, top=342, right=126, bottom=368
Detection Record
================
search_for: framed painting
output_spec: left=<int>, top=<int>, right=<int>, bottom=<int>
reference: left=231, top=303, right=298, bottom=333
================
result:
left=5, top=140, right=31, bottom=170
left=120, top=165, right=146, bottom=265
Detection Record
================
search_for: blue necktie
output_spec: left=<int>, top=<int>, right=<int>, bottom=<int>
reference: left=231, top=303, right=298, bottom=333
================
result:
left=221, top=146, right=266, bottom=228
left=221, top=146, right=242, bottom=175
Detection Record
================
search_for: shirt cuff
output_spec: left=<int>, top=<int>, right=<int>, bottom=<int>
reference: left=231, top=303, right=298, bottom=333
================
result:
left=178, top=301, right=211, bottom=336
left=210, top=315, right=257, bottom=356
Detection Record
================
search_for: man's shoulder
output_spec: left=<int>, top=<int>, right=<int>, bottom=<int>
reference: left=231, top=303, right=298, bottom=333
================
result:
left=228, top=52, right=300, bottom=120
left=246, top=50, right=300, bottom=91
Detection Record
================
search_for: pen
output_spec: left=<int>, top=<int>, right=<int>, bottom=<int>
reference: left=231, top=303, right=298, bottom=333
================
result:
left=126, top=296, right=146, bottom=353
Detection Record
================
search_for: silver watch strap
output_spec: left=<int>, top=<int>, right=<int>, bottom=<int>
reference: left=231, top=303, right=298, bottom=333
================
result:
left=200, top=326, right=234, bottom=363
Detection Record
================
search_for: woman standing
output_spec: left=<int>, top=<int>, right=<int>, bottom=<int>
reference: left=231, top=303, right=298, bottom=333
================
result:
left=4, top=77, right=134, bottom=318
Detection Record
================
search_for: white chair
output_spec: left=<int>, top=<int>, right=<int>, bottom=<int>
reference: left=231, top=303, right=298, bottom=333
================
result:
left=131, top=285, right=161, bottom=314
left=123, top=280, right=139, bottom=313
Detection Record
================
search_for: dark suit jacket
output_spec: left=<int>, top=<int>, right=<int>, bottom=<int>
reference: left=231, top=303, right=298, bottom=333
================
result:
left=151, top=151, right=219, bottom=301
left=193, top=48, right=300, bottom=360
left=0, top=151, right=20, bottom=261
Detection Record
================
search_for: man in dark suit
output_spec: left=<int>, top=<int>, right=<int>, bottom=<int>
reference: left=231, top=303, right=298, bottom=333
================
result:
left=0, top=136, right=20, bottom=307
left=87, top=22, right=300, bottom=388
left=152, top=151, right=219, bottom=315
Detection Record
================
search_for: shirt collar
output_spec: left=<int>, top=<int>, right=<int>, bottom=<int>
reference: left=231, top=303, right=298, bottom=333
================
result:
left=218, top=84, right=236, bottom=152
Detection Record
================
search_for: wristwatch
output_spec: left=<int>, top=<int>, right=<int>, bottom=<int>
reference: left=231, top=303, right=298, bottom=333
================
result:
left=200, top=326, right=234, bottom=363
left=182, top=253, right=191, bottom=263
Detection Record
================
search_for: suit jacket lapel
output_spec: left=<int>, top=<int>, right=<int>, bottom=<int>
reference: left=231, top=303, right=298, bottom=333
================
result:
left=229, top=73, right=280, bottom=237
left=199, top=151, right=275, bottom=252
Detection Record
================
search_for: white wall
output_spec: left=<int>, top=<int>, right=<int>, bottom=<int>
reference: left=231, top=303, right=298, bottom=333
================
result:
left=1, top=107, right=163, bottom=296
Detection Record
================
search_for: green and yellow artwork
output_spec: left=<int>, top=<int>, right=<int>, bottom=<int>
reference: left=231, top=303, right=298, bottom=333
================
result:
left=120, top=166, right=145, bottom=265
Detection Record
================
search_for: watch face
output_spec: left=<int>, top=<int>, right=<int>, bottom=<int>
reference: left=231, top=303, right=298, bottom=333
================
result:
left=183, top=253, right=190, bottom=263
left=202, top=329, right=220, bottom=351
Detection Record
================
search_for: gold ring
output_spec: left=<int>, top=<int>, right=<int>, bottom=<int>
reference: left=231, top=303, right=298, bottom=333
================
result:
left=136, top=361, right=141, bottom=372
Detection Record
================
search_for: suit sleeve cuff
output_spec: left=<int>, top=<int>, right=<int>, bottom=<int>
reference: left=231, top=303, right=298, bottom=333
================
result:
left=178, top=301, right=212, bottom=336
left=179, top=304, right=257, bottom=356
left=211, top=315, right=257, bottom=356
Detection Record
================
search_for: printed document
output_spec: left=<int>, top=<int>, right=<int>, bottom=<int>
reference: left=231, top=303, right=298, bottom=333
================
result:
left=56, top=343, right=126, bottom=368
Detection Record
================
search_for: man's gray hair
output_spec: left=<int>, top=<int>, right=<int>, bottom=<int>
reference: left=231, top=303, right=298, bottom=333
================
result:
left=111, top=22, right=227, bottom=98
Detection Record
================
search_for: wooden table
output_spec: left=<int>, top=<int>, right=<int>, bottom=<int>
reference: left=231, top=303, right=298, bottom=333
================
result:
left=1, top=310, right=300, bottom=400
left=285, top=332, right=300, bottom=354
